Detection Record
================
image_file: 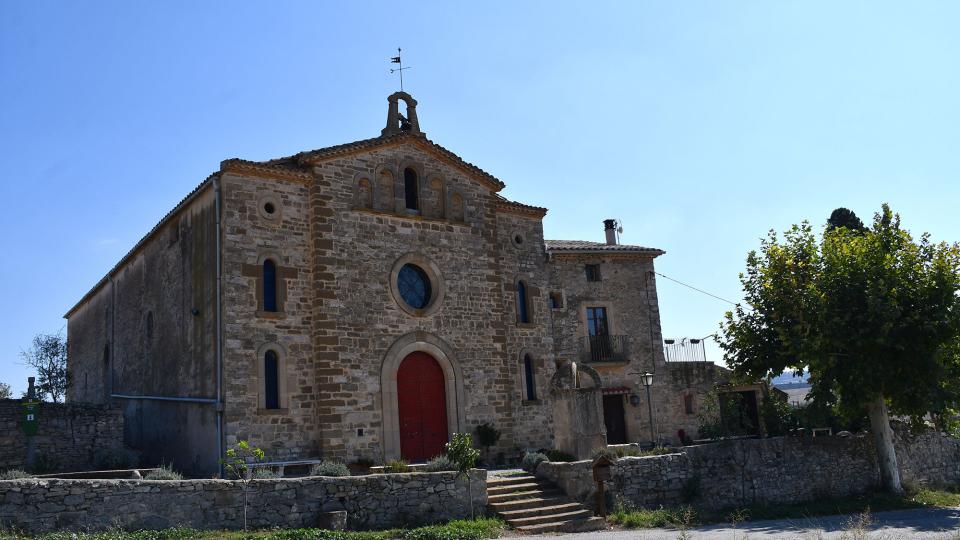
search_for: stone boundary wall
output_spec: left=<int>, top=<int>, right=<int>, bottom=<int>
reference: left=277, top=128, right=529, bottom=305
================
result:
left=537, top=430, right=960, bottom=511
left=0, top=470, right=487, bottom=534
left=0, top=400, right=125, bottom=473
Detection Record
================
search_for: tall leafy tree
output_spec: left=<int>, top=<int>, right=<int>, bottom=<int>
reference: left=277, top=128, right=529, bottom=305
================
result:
left=0, top=382, right=11, bottom=400
left=720, top=204, right=960, bottom=492
left=826, top=207, right=866, bottom=232
left=21, top=332, right=69, bottom=403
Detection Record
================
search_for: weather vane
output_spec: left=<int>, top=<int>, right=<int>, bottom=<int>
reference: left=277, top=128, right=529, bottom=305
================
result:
left=390, top=47, right=411, bottom=92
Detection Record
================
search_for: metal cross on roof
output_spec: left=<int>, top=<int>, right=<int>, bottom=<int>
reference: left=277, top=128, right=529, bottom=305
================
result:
left=390, top=47, right=412, bottom=92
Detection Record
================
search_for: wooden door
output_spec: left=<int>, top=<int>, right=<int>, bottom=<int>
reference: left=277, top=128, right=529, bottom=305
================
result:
left=603, top=394, right=628, bottom=444
left=397, top=352, right=449, bottom=462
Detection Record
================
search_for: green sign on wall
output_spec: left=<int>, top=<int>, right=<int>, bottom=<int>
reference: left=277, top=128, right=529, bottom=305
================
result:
left=22, top=400, right=39, bottom=436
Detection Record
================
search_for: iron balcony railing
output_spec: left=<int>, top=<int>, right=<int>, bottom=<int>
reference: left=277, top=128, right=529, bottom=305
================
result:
left=580, top=335, right=629, bottom=363
left=663, top=338, right=709, bottom=362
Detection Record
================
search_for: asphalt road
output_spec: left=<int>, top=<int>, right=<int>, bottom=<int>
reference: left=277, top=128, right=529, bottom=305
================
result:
left=505, top=507, right=960, bottom=539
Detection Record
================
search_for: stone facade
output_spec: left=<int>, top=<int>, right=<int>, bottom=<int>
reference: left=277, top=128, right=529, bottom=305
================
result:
left=65, top=92, right=731, bottom=474
left=536, top=430, right=960, bottom=511
left=0, top=470, right=487, bottom=534
left=0, top=400, right=124, bottom=473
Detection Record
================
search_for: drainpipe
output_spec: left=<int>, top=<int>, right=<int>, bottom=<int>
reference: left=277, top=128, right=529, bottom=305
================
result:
left=214, top=176, right=224, bottom=474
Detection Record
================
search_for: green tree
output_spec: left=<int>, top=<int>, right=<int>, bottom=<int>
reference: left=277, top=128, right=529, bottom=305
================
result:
left=21, top=332, right=69, bottom=403
left=0, top=382, right=11, bottom=400
left=826, top=207, right=866, bottom=232
left=719, top=204, right=960, bottom=493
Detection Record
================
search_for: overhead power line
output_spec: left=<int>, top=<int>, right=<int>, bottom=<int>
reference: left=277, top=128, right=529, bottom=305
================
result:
left=654, top=272, right=739, bottom=306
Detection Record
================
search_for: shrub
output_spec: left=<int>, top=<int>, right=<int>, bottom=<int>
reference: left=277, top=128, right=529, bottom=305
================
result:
left=474, top=423, right=501, bottom=450
left=384, top=460, right=410, bottom=473
left=144, top=464, right=183, bottom=481
left=591, top=447, right=618, bottom=461
left=0, top=469, right=31, bottom=480
left=309, top=460, right=350, bottom=477
left=252, top=467, right=281, bottom=479
left=521, top=451, right=549, bottom=473
left=642, top=445, right=672, bottom=457
left=220, top=440, right=265, bottom=479
left=545, top=449, right=577, bottom=462
left=422, top=455, right=456, bottom=472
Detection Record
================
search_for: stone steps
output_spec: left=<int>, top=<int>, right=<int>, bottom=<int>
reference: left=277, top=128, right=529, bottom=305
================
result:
left=486, top=474, right=606, bottom=534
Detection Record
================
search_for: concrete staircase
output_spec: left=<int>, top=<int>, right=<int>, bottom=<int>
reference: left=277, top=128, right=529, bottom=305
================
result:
left=487, top=474, right=606, bottom=533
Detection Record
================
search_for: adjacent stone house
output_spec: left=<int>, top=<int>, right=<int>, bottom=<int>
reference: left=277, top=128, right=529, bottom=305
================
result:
left=65, top=93, right=734, bottom=474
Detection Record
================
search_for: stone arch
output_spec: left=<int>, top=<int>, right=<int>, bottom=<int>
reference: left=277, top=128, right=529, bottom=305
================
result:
left=380, top=331, right=466, bottom=461
left=449, top=190, right=465, bottom=222
left=382, top=91, right=423, bottom=136
left=397, top=160, right=425, bottom=214
left=254, top=342, right=290, bottom=409
left=353, top=175, right=373, bottom=209
left=425, top=174, right=445, bottom=219
left=374, top=165, right=396, bottom=212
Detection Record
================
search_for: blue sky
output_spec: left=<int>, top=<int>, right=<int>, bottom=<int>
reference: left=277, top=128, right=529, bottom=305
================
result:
left=1, top=1, right=958, bottom=395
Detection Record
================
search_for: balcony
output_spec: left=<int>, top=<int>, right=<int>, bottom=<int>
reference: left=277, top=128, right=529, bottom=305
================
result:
left=580, top=335, right=629, bottom=363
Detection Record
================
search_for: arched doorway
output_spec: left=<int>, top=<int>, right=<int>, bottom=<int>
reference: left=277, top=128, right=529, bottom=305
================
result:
left=397, top=352, right=449, bottom=462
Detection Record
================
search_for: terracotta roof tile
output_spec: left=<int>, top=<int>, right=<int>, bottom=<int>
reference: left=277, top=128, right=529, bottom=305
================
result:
left=545, top=239, right=665, bottom=255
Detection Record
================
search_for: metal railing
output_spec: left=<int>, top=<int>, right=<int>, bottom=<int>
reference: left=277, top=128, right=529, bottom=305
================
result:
left=580, top=335, right=629, bottom=363
left=663, top=338, right=709, bottom=362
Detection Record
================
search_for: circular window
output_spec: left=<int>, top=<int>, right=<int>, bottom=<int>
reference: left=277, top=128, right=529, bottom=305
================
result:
left=511, top=231, right=525, bottom=249
left=389, top=255, right=445, bottom=317
left=397, top=264, right=432, bottom=309
left=257, top=195, right=282, bottom=221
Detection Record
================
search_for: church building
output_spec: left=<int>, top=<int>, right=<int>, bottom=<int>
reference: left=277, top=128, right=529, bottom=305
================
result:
left=65, top=93, right=731, bottom=475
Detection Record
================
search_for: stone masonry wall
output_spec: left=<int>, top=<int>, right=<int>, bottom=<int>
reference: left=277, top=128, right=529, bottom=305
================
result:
left=537, top=432, right=958, bottom=511
left=0, top=470, right=487, bottom=534
left=547, top=253, right=667, bottom=444
left=0, top=400, right=124, bottom=473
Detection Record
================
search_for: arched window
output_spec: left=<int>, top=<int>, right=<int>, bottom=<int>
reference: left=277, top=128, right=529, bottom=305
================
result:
left=517, top=280, right=530, bottom=324
left=264, top=350, right=280, bottom=410
left=263, top=259, right=278, bottom=312
left=404, top=167, right=419, bottom=211
left=523, top=354, right=537, bottom=401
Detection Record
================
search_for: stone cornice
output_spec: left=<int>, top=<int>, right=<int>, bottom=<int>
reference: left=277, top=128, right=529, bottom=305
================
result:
left=219, top=159, right=313, bottom=183
left=494, top=200, right=548, bottom=219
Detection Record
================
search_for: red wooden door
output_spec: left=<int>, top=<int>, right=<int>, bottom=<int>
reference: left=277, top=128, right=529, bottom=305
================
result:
left=397, top=352, right=449, bottom=462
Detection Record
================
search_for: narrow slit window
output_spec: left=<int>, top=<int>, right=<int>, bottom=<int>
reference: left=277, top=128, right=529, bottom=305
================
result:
left=263, top=259, right=278, bottom=312
left=264, top=350, right=280, bottom=409
left=404, top=167, right=419, bottom=211
left=517, top=280, right=530, bottom=324
left=523, top=355, right=537, bottom=401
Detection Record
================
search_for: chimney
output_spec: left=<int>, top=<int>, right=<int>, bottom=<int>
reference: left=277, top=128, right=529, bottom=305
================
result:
left=603, top=219, right=618, bottom=245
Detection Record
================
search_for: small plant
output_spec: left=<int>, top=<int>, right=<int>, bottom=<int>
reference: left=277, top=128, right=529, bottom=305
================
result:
left=840, top=508, right=872, bottom=540
left=219, top=440, right=266, bottom=531
left=0, top=469, right=31, bottom=480
left=143, top=464, right=182, bottom=480
left=474, top=423, right=501, bottom=464
left=545, top=449, right=577, bottom=462
left=310, top=460, right=351, bottom=477
left=423, top=455, right=456, bottom=472
left=642, top=445, right=673, bottom=457
left=385, top=459, right=410, bottom=473
left=591, top=447, right=618, bottom=461
left=521, top=451, right=549, bottom=473
left=251, top=467, right=280, bottom=479
left=446, top=432, right=482, bottom=519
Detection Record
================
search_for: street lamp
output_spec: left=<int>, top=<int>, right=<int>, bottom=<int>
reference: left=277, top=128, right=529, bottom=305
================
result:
left=641, top=372, right=655, bottom=446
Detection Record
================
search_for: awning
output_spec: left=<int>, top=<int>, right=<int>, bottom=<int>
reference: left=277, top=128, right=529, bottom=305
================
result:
left=602, top=386, right=631, bottom=395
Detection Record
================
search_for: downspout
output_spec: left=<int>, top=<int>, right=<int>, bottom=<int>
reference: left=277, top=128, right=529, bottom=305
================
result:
left=214, top=176, right=224, bottom=474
